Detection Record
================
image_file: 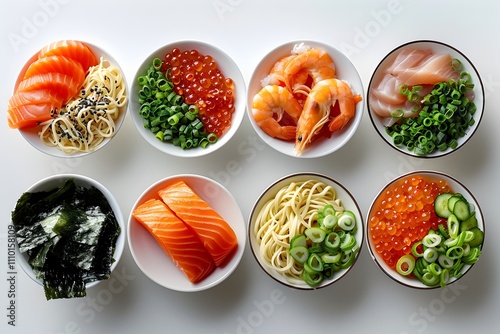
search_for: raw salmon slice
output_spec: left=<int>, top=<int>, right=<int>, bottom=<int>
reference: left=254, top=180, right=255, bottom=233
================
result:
left=158, top=181, right=238, bottom=267
left=23, top=55, right=85, bottom=85
left=132, top=198, right=216, bottom=283
left=16, top=73, right=81, bottom=103
left=7, top=102, right=55, bottom=129
left=39, top=40, right=98, bottom=72
left=8, top=89, right=62, bottom=110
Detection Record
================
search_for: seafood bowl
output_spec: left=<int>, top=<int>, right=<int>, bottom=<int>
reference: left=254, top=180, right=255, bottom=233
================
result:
left=128, top=174, right=246, bottom=292
left=246, top=40, right=364, bottom=158
left=13, top=174, right=126, bottom=293
left=366, top=170, right=485, bottom=289
left=248, top=172, right=364, bottom=290
left=367, top=40, right=484, bottom=158
left=15, top=41, right=129, bottom=158
left=130, top=40, right=246, bottom=158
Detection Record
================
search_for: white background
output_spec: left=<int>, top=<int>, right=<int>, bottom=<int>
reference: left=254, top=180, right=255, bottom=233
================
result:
left=1, top=1, right=498, bottom=333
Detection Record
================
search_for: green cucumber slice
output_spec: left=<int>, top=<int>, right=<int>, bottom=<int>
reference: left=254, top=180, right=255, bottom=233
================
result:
left=434, top=193, right=453, bottom=218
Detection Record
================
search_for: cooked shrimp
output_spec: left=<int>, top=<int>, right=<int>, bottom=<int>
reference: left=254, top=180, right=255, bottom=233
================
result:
left=283, top=48, right=336, bottom=93
left=295, top=78, right=361, bottom=154
left=261, top=55, right=295, bottom=87
left=252, top=85, right=302, bottom=140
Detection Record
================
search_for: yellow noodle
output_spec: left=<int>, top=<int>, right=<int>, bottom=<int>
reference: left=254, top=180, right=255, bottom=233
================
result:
left=253, top=179, right=344, bottom=284
left=39, top=57, right=127, bottom=153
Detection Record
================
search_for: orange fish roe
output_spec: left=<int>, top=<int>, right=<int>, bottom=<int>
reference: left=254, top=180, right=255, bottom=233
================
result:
left=163, top=48, right=235, bottom=137
left=369, top=175, right=451, bottom=269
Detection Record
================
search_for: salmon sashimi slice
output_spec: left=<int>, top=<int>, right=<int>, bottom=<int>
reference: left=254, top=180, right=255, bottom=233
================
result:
left=385, top=48, right=433, bottom=75
left=8, top=89, right=63, bottom=110
left=23, top=55, right=85, bottom=84
left=16, top=73, right=81, bottom=103
left=158, top=181, right=238, bottom=267
left=394, top=53, right=460, bottom=86
left=7, top=103, right=55, bottom=129
left=132, top=198, right=216, bottom=283
left=38, top=40, right=98, bottom=72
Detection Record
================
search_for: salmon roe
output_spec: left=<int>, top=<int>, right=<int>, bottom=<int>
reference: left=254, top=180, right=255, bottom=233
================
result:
left=163, top=48, right=235, bottom=137
left=369, top=175, right=450, bottom=269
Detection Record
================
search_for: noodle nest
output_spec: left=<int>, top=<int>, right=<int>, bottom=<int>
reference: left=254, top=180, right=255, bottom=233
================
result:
left=39, top=57, right=127, bottom=153
left=252, top=179, right=346, bottom=284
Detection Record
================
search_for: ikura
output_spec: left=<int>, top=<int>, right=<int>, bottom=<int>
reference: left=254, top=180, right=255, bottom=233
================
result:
left=164, top=48, right=235, bottom=137
left=369, top=175, right=450, bottom=269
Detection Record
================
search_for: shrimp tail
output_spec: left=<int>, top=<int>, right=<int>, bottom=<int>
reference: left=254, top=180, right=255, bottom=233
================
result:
left=328, top=93, right=362, bottom=132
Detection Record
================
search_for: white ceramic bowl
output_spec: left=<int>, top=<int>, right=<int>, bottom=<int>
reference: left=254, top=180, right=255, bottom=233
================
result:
left=246, top=40, right=364, bottom=158
left=13, top=174, right=125, bottom=290
left=128, top=174, right=246, bottom=292
left=15, top=41, right=129, bottom=158
left=366, top=170, right=485, bottom=289
left=130, top=40, right=246, bottom=158
left=248, top=172, right=364, bottom=290
left=367, top=40, right=484, bottom=158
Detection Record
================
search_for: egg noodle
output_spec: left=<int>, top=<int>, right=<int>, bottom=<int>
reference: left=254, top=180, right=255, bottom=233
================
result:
left=39, top=57, right=127, bottom=153
left=253, top=179, right=344, bottom=284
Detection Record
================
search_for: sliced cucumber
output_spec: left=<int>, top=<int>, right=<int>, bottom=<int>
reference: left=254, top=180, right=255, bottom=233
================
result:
left=453, top=199, right=470, bottom=221
left=434, top=193, right=453, bottom=218
left=460, top=211, right=478, bottom=231
left=447, top=194, right=463, bottom=211
left=468, top=227, right=484, bottom=248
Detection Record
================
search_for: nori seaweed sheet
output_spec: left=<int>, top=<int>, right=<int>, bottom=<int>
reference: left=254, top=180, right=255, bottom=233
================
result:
left=11, top=178, right=120, bottom=300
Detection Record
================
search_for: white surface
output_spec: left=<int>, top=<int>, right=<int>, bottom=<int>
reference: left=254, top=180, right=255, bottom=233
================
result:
left=1, top=1, right=498, bottom=333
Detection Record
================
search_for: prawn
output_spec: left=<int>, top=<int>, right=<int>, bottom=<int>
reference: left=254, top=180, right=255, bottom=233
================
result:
left=295, top=78, right=361, bottom=155
left=252, top=85, right=302, bottom=140
left=283, top=47, right=336, bottom=94
left=261, top=55, right=295, bottom=87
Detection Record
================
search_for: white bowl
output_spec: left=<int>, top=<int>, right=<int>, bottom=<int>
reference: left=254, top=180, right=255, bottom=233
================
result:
left=248, top=172, right=364, bottom=290
left=15, top=41, right=129, bottom=158
left=366, top=170, right=485, bottom=289
left=128, top=174, right=246, bottom=292
left=13, top=174, right=125, bottom=290
left=130, top=40, right=246, bottom=158
left=246, top=40, right=364, bottom=158
left=367, top=40, right=484, bottom=158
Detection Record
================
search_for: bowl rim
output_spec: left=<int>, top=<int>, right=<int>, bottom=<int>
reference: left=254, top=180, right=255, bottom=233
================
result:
left=367, top=39, right=485, bottom=159
left=127, top=173, right=246, bottom=292
left=129, top=39, right=246, bottom=158
left=248, top=171, right=364, bottom=290
left=13, top=173, right=125, bottom=288
left=246, top=39, right=365, bottom=159
left=17, top=40, right=129, bottom=159
left=365, top=169, right=485, bottom=289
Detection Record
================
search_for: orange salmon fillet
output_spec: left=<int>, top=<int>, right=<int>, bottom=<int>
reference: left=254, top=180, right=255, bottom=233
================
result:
left=7, top=103, right=56, bottom=129
left=39, top=40, right=98, bottom=72
left=132, top=198, right=216, bottom=283
left=23, top=55, right=85, bottom=84
left=158, top=181, right=238, bottom=267
left=7, top=40, right=97, bottom=129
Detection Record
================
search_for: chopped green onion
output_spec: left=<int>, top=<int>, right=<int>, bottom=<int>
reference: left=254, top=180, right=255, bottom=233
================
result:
left=396, top=254, right=415, bottom=276
left=137, top=59, right=217, bottom=149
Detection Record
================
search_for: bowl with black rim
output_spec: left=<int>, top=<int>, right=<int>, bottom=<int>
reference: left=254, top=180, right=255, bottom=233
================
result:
left=367, top=40, right=484, bottom=158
